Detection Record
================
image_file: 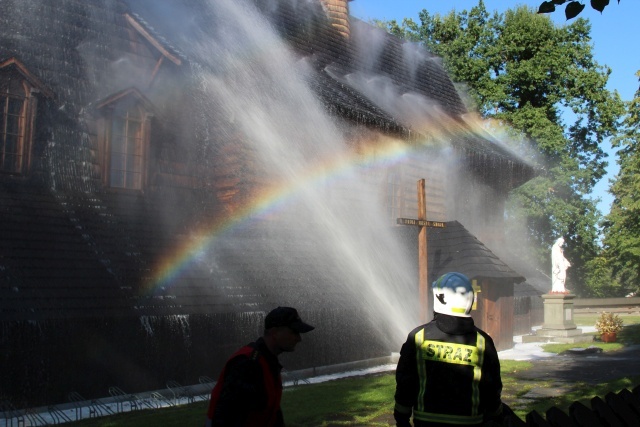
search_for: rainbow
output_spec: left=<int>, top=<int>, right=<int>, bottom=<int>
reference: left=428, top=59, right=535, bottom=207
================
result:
left=146, top=136, right=419, bottom=295
left=145, top=115, right=498, bottom=295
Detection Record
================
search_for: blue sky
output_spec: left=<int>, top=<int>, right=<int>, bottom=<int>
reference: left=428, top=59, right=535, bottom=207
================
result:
left=350, top=0, right=639, bottom=215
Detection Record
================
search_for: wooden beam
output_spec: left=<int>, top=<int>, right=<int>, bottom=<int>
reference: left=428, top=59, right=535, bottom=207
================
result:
left=124, top=14, right=182, bottom=66
left=0, top=57, right=54, bottom=98
left=149, top=56, right=165, bottom=87
left=396, top=179, right=445, bottom=323
left=418, top=179, right=429, bottom=323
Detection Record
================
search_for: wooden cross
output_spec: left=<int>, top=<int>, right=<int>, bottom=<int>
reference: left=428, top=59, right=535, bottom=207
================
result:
left=396, top=179, right=446, bottom=323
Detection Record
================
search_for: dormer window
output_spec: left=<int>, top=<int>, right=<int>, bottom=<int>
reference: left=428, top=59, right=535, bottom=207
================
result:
left=96, top=88, right=154, bottom=190
left=0, top=58, right=52, bottom=175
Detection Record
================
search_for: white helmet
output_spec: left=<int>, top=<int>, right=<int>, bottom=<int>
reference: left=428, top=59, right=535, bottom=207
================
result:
left=432, top=272, right=474, bottom=317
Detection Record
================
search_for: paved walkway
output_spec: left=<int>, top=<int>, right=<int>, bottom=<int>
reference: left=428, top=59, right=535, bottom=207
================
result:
left=497, top=326, right=640, bottom=385
left=513, top=344, right=640, bottom=385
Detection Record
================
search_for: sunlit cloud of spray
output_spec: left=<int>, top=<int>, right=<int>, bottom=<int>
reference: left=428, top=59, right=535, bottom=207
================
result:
left=145, top=0, right=449, bottom=347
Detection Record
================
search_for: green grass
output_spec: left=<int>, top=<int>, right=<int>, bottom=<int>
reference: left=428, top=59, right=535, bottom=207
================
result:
left=542, top=341, right=622, bottom=354
left=286, top=360, right=551, bottom=426
left=60, top=315, right=640, bottom=426
left=283, top=374, right=396, bottom=426
left=574, top=313, right=640, bottom=327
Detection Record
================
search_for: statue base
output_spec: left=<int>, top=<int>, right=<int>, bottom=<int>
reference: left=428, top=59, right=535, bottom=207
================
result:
left=520, top=293, right=593, bottom=344
left=541, top=292, right=578, bottom=330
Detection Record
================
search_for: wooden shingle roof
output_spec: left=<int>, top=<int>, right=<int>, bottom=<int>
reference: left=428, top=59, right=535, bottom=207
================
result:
left=0, top=172, right=225, bottom=321
left=124, top=0, right=535, bottom=186
left=0, top=177, right=132, bottom=321
left=255, top=0, right=536, bottom=187
left=396, top=220, right=525, bottom=285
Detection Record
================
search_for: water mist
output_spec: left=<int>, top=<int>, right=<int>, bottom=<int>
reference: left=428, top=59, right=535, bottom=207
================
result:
left=172, top=0, right=425, bottom=350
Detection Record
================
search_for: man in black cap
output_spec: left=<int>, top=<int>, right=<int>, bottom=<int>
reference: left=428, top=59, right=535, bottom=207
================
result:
left=205, top=307, right=314, bottom=427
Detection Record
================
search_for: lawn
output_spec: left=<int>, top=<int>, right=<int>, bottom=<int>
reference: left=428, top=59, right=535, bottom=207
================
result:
left=62, top=313, right=640, bottom=426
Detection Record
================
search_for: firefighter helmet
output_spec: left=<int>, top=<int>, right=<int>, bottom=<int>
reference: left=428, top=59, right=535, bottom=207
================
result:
left=432, top=272, right=474, bottom=317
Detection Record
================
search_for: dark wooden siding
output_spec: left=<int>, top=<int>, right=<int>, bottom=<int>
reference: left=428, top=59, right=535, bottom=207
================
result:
left=473, top=279, right=514, bottom=351
left=514, top=295, right=544, bottom=335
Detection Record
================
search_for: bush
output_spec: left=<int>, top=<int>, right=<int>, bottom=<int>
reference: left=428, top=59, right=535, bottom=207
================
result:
left=595, top=312, right=623, bottom=334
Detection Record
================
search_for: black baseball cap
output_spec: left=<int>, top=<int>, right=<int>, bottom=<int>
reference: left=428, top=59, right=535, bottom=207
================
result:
left=265, top=307, right=315, bottom=333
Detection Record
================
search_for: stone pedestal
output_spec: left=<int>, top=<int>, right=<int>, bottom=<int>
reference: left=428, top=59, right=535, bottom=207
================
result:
left=527, top=293, right=593, bottom=344
left=542, top=293, right=577, bottom=330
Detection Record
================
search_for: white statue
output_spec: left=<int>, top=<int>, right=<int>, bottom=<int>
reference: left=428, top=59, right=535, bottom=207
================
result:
left=551, top=237, right=571, bottom=293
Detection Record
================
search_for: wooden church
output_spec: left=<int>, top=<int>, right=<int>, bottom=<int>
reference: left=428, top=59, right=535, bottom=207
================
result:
left=0, top=0, right=535, bottom=407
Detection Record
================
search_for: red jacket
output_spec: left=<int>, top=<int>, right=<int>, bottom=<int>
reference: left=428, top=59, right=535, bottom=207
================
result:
left=206, top=339, right=283, bottom=426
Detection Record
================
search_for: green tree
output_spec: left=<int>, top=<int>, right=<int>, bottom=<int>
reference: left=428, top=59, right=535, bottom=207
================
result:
left=601, top=71, right=640, bottom=296
left=583, top=256, right=623, bottom=297
left=383, top=1, right=624, bottom=295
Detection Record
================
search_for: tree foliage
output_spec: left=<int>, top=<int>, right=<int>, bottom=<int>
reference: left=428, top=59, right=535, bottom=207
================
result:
left=538, top=0, right=620, bottom=21
left=583, top=256, right=624, bottom=297
left=601, top=71, right=640, bottom=296
left=383, top=1, right=624, bottom=295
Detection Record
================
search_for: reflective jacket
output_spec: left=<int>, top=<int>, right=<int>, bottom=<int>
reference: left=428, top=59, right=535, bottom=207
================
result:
left=206, top=338, right=283, bottom=427
left=394, top=314, right=503, bottom=426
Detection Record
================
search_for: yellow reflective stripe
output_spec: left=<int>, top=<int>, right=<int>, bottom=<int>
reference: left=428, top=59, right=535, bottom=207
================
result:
left=418, top=340, right=479, bottom=366
left=413, top=410, right=484, bottom=425
left=414, top=330, right=488, bottom=421
left=472, top=332, right=485, bottom=416
left=394, top=402, right=412, bottom=414
left=414, top=328, right=426, bottom=412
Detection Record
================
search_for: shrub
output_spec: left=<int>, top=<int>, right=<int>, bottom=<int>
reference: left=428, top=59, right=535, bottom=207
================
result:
left=595, top=312, right=623, bottom=334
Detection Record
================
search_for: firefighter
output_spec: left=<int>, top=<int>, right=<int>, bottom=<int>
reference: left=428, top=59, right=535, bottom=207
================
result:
left=205, top=306, right=314, bottom=427
left=394, top=272, right=505, bottom=427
